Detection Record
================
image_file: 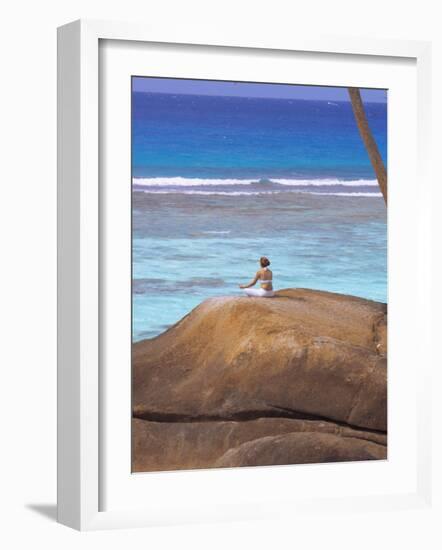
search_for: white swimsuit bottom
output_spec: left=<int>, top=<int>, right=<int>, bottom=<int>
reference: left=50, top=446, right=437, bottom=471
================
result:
left=244, top=287, right=275, bottom=298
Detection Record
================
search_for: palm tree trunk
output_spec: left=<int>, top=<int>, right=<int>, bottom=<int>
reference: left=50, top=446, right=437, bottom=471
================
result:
left=348, top=87, right=387, bottom=205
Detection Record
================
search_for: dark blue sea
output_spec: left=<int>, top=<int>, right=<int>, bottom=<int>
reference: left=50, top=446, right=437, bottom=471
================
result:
left=132, top=92, right=387, bottom=341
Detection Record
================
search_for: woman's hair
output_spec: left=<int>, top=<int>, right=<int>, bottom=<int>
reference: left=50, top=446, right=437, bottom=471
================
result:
left=260, top=256, right=270, bottom=268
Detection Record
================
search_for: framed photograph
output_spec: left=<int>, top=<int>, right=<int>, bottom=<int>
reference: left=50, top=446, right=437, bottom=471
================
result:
left=130, top=76, right=389, bottom=475
left=57, top=20, right=433, bottom=530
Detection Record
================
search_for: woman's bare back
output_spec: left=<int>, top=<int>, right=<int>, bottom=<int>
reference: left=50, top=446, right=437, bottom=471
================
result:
left=258, top=267, right=273, bottom=290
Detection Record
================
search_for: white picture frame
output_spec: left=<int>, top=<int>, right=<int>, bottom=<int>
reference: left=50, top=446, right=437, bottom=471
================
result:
left=57, top=19, right=433, bottom=531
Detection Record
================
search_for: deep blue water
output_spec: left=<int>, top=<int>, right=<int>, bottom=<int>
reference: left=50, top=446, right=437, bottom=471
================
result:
left=132, top=91, right=387, bottom=341
left=132, top=92, right=387, bottom=179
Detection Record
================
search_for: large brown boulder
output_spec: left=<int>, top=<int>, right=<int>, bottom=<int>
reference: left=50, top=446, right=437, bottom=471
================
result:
left=215, top=432, right=386, bottom=468
left=132, top=417, right=387, bottom=472
left=133, top=289, right=387, bottom=431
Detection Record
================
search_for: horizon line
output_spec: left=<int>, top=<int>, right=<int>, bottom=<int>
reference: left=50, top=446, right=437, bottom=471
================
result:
left=132, top=90, right=386, bottom=104
left=131, top=77, right=387, bottom=104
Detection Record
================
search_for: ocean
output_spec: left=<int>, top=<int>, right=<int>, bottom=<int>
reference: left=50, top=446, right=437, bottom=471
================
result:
left=132, top=91, right=387, bottom=341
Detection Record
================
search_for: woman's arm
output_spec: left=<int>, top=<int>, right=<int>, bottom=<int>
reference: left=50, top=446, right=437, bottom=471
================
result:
left=239, top=271, right=260, bottom=289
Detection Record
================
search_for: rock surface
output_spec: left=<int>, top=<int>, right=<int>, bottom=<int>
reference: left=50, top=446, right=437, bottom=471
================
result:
left=132, top=289, right=387, bottom=471
left=215, top=432, right=386, bottom=468
left=132, top=417, right=387, bottom=472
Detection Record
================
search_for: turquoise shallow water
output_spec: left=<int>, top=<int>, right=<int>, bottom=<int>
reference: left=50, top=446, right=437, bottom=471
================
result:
left=131, top=90, right=387, bottom=341
left=132, top=191, right=387, bottom=341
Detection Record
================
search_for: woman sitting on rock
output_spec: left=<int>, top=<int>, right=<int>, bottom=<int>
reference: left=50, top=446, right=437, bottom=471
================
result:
left=239, top=256, right=275, bottom=297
